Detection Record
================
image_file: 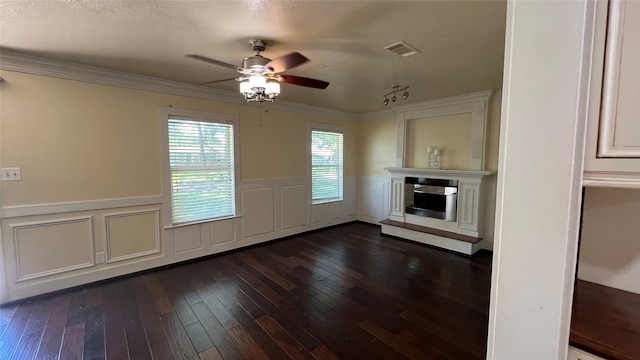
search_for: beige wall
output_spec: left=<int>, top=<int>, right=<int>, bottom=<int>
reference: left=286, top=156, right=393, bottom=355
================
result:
left=406, top=113, right=472, bottom=170
left=0, top=70, right=357, bottom=206
left=357, top=113, right=397, bottom=177
left=578, top=187, right=640, bottom=294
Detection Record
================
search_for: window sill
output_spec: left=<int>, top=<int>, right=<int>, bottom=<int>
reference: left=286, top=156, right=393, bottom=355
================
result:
left=163, top=215, right=240, bottom=230
left=311, top=199, right=343, bottom=205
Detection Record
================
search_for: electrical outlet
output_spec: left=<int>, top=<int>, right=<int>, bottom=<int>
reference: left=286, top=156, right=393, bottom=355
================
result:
left=1, top=168, right=22, bottom=181
left=96, top=252, right=106, bottom=264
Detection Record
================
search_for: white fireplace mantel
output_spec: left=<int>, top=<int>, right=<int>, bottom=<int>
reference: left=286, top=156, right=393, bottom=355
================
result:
left=382, top=167, right=496, bottom=255
left=384, top=167, right=494, bottom=179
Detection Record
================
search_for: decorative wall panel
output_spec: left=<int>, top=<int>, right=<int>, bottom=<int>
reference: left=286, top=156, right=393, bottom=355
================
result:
left=281, top=185, right=308, bottom=230
left=12, top=217, right=95, bottom=281
left=173, top=224, right=203, bottom=254
left=105, top=209, right=160, bottom=262
left=210, top=218, right=235, bottom=245
left=242, top=187, right=275, bottom=238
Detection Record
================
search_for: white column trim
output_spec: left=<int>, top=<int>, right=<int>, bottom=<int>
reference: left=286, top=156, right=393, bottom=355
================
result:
left=487, top=0, right=592, bottom=357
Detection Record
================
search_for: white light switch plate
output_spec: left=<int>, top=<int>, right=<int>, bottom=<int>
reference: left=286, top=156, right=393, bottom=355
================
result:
left=1, top=168, right=22, bottom=181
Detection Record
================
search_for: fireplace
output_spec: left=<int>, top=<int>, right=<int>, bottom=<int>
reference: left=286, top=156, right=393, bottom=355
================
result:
left=383, top=167, right=495, bottom=255
left=405, top=177, right=458, bottom=222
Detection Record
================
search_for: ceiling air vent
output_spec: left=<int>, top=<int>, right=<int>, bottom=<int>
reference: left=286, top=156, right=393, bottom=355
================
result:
left=383, top=41, right=421, bottom=57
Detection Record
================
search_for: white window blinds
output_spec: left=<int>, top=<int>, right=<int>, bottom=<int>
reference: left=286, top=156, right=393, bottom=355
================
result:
left=311, top=129, right=344, bottom=202
left=168, top=118, right=235, bottom=224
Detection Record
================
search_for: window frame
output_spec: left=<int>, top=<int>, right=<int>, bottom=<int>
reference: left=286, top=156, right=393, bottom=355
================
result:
left=159, top=107, right=240, bottom=228
left=308, top=122, right=345, bottom=205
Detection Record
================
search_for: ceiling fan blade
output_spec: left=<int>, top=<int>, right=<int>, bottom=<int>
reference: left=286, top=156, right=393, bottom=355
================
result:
left=281, top=75, right=330, bottom=89
left=186, top=54, right=238, bottom=70
left=265, top=52, right=309, bottom=73
left=198, top=77, right=237, bottom=86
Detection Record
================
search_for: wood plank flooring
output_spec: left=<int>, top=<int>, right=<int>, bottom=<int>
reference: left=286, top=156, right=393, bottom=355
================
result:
left=570, top=280, right=640, bottom=360
left=0, top=222, right=493, bottom=359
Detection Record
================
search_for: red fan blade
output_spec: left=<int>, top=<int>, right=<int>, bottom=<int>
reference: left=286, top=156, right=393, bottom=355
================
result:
left=281, top=75, right=329, bottom=89
left=187, top=54, right=238, bottom=70
left=265, top=52, right=309, bottom=73
left=198, top=77, right=237, bottom=86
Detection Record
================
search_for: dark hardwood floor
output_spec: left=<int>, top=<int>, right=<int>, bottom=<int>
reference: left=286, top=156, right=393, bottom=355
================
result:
left=0, top=222, right=493, bottom=360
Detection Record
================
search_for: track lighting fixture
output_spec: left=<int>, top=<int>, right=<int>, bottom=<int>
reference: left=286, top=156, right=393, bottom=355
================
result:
left=383, top=85, right=410, bottom=106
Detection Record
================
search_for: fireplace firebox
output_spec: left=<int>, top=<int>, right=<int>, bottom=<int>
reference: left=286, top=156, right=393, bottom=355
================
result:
left=405, top=177, right=458, bottom=222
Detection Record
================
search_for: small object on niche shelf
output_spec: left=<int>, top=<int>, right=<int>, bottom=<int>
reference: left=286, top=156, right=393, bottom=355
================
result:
left=426, top=146, right=442, bottom=169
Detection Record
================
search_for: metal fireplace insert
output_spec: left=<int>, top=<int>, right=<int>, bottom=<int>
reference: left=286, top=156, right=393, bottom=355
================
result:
left=405, top=177, right=458, bottom=222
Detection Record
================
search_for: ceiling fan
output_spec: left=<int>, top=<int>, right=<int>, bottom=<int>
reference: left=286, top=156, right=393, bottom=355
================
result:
left=187, top=39, right=330, bottom=102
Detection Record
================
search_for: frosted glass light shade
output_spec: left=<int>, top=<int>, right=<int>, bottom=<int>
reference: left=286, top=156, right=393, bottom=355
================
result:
left=240, top=81, right=253, bottom=94
left=248, top=76, right=266, bottom=89
left=266, top=81, right=280, bottom=96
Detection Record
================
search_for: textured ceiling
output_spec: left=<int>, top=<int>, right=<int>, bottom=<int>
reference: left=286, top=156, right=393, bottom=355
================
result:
left=0, top=0, right=507, bottom=113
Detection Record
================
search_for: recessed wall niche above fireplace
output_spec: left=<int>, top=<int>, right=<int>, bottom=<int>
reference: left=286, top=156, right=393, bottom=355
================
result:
left=381, top=90, right=497, bottom=255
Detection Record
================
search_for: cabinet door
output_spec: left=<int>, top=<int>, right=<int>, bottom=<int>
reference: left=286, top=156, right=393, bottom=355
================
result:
left=598, top=0, right=640, bottom=158
left=584, top=0, right=640, bottom=187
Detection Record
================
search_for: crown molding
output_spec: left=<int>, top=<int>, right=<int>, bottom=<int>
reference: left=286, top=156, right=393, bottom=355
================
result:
left=358, top=89, right=502, bottom=121
left=392, top=89, right=495, bottom=113
left=0, top=50, right=357, bottom=121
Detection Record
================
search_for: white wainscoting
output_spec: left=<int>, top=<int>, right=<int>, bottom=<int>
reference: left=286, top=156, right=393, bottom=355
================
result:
left=210, top=218, right=235, bottom=246
left=281, top=185, right=308, bottom=231
left=105, top=209, right=161, bottom=263
left=11, top=216, right=95, bottom=282
left=241, top=186, right=276, bottom=239
left=173, top=224, right=204, bottom=254
left=357, top=176, right=391, bottom=224
left=0, top=176, right=358, bottom=304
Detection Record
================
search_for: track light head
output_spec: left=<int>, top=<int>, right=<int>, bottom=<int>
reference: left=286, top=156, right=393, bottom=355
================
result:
left=382, top=85, right=410, bottom=106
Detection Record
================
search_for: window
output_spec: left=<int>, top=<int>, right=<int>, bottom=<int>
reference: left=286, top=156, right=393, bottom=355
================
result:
left=310, top=127, right=344, bottom=203
left=163, top=109, right=238, bottom=225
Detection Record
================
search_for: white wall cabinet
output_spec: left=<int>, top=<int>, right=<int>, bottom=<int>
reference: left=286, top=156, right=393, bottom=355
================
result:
left=584, top=0, right=640, bottom=188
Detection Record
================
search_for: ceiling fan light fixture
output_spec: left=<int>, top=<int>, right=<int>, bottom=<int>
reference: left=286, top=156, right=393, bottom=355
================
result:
left=189, top=39, right=329, bottom=103
left=265, top=81, right=281, bottom=97
left=240, top=76, right=281, bottom=102
left=240, top=80, right=254, bottom=95
left=403, top=91, right=409, bottom=100
left=248, top=75, right=266, bottom=90
left=383, top=97, right=390, bottom=106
